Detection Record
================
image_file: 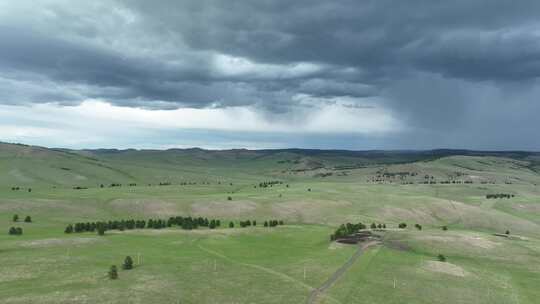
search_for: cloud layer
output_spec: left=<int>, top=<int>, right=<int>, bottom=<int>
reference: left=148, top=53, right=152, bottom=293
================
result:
left=1, top=1, right=540, bottom=149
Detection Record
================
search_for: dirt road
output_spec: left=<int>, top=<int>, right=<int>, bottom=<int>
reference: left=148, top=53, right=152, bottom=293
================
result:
left=306, top=241, right=379, bottom=304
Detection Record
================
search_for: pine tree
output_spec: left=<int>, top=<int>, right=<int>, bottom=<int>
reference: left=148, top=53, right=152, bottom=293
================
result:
left=65, top=224, right=74, bottom=234
left=97, top=224, right=106, bottom=236
left=122, top=256, right=134, bottom=270
left=108, top=265, right=119, bottom=279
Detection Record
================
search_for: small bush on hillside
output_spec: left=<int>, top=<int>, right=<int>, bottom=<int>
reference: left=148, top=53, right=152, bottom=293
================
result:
left=442, top=226, right=448, bottom=231
left=12, top=214, right=18, bottom=222
left=415, top=224, right=422, bottom=230
left=108, top=265, right=118, bottom=279
left=229, top=222, right=234, bottom=228
left=437, top=254, right=446, bottom=262
left=227, top=196, right=232, bottom=201
left=505, top=230, right=510, bottom=235
left=24, top=216, right=32, bottom=223
left=398, top=223, right=407, bottom=229
left=122, top=256, right=134, bottom=270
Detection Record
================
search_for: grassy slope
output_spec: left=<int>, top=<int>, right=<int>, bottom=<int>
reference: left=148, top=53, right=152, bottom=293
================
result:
left=1, top=143, right=540, bottom=303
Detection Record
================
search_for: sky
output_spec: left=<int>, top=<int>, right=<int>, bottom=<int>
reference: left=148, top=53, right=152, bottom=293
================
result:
left=1, top=0, right=540, bottom=150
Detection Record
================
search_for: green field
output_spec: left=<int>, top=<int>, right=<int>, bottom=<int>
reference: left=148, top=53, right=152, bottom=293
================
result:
left=1, top=143, right=540, bottom=303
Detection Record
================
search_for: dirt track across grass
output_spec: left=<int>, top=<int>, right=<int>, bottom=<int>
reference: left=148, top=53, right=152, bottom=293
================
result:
left=306, top=241, right=380, bottom=304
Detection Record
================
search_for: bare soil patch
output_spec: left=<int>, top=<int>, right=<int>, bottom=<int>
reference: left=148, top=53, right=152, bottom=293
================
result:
left=417, top=233, right=501, bottom=250
left=423, top=261, right=468, bottom=277
left=16, top=237, right=103, bottom=248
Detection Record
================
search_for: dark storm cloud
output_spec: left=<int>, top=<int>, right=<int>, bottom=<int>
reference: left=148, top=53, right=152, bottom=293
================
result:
left=1, top=0, right=540, bottom=149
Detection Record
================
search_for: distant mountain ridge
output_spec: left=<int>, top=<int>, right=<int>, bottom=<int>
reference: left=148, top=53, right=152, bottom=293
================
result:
left=1, top=141, right=539, bottom=188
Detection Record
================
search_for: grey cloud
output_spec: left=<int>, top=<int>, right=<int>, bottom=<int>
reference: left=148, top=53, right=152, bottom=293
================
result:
left=1, top=0, right=540, bottom=149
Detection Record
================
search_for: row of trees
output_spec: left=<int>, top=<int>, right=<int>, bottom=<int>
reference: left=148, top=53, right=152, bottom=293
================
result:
left=331, top=221, right=422, bottom=240
left=256, top=181, right=283, bottom=188
left=330, top=222, right=368, bottom=241
left=486, top=193, right=515, bottom=199
left=12, top=214, right=32, bottom=222
left=265, top=220, right=284, bottom=227
left=10, top=187, right=31, bottom=192
left=65, top=216, right=223, bottom=234
left=231, top=219, right=284, bottom=228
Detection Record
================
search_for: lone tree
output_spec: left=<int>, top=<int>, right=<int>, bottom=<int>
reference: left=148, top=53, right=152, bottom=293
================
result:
left=398, top=223, right=407, bottom=229
left=229, top=222, right=234, bottom=228
left=108, top=265, right=118, bottom=279
left=122, top=256, right=134, bottom=270
left=442, top=226, right=448, bottom=231
left=24, top=216, right=32, bottom=223
left=227, top=196, right=232, bottom=201
left=437, top=254, right=447, bottom=262
left=12, top=214, right=18, bottom=222
left=505, top=230, right=510, bottom=235
left=415, top=224, right=422, bottom=230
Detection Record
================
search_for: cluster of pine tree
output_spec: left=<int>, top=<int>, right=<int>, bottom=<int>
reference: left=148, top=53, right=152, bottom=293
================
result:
left=370, top=222, right=386, bottom=229
left=12, top=214, right=32, bottom=223
left=486, top=193, right=514, bottom=199
left=256, top=181, right=283, bottom=188
left=330, top=222, right=367, bottom=241
left=8, top=227, right=23, bottom=235
left=239, top=220, right=257, bottom=227
left=64, top=216, right=222, bottom=234
left=263, top=220, right=284, bottom=227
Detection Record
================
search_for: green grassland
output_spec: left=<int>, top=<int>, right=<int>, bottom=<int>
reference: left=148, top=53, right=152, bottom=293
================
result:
left=1, top=143, right=540, bottom=303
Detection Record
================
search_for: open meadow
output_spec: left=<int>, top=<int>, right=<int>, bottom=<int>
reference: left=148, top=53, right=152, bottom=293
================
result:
left=1, top=143, right=540, bottom=303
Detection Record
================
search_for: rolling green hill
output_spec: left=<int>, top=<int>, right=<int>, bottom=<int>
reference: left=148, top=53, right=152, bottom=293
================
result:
left=1, top=142, right=540, bottom=303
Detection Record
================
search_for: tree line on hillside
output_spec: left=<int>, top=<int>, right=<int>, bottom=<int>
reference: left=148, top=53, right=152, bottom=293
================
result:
left=486, top=193, right=515, bottom=199
left=65, top=216, right=222, bottom=234
left=70, top=180, right=233, bottom=190
left=255, top=181, right=283, bottom=188
left=234, top=219, right=284, bottom=228
left=330, top=222, right=388, bottom=241
left=65, top=216, right=286, bottom=234
left=10, top=187, right=32, bottom=192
